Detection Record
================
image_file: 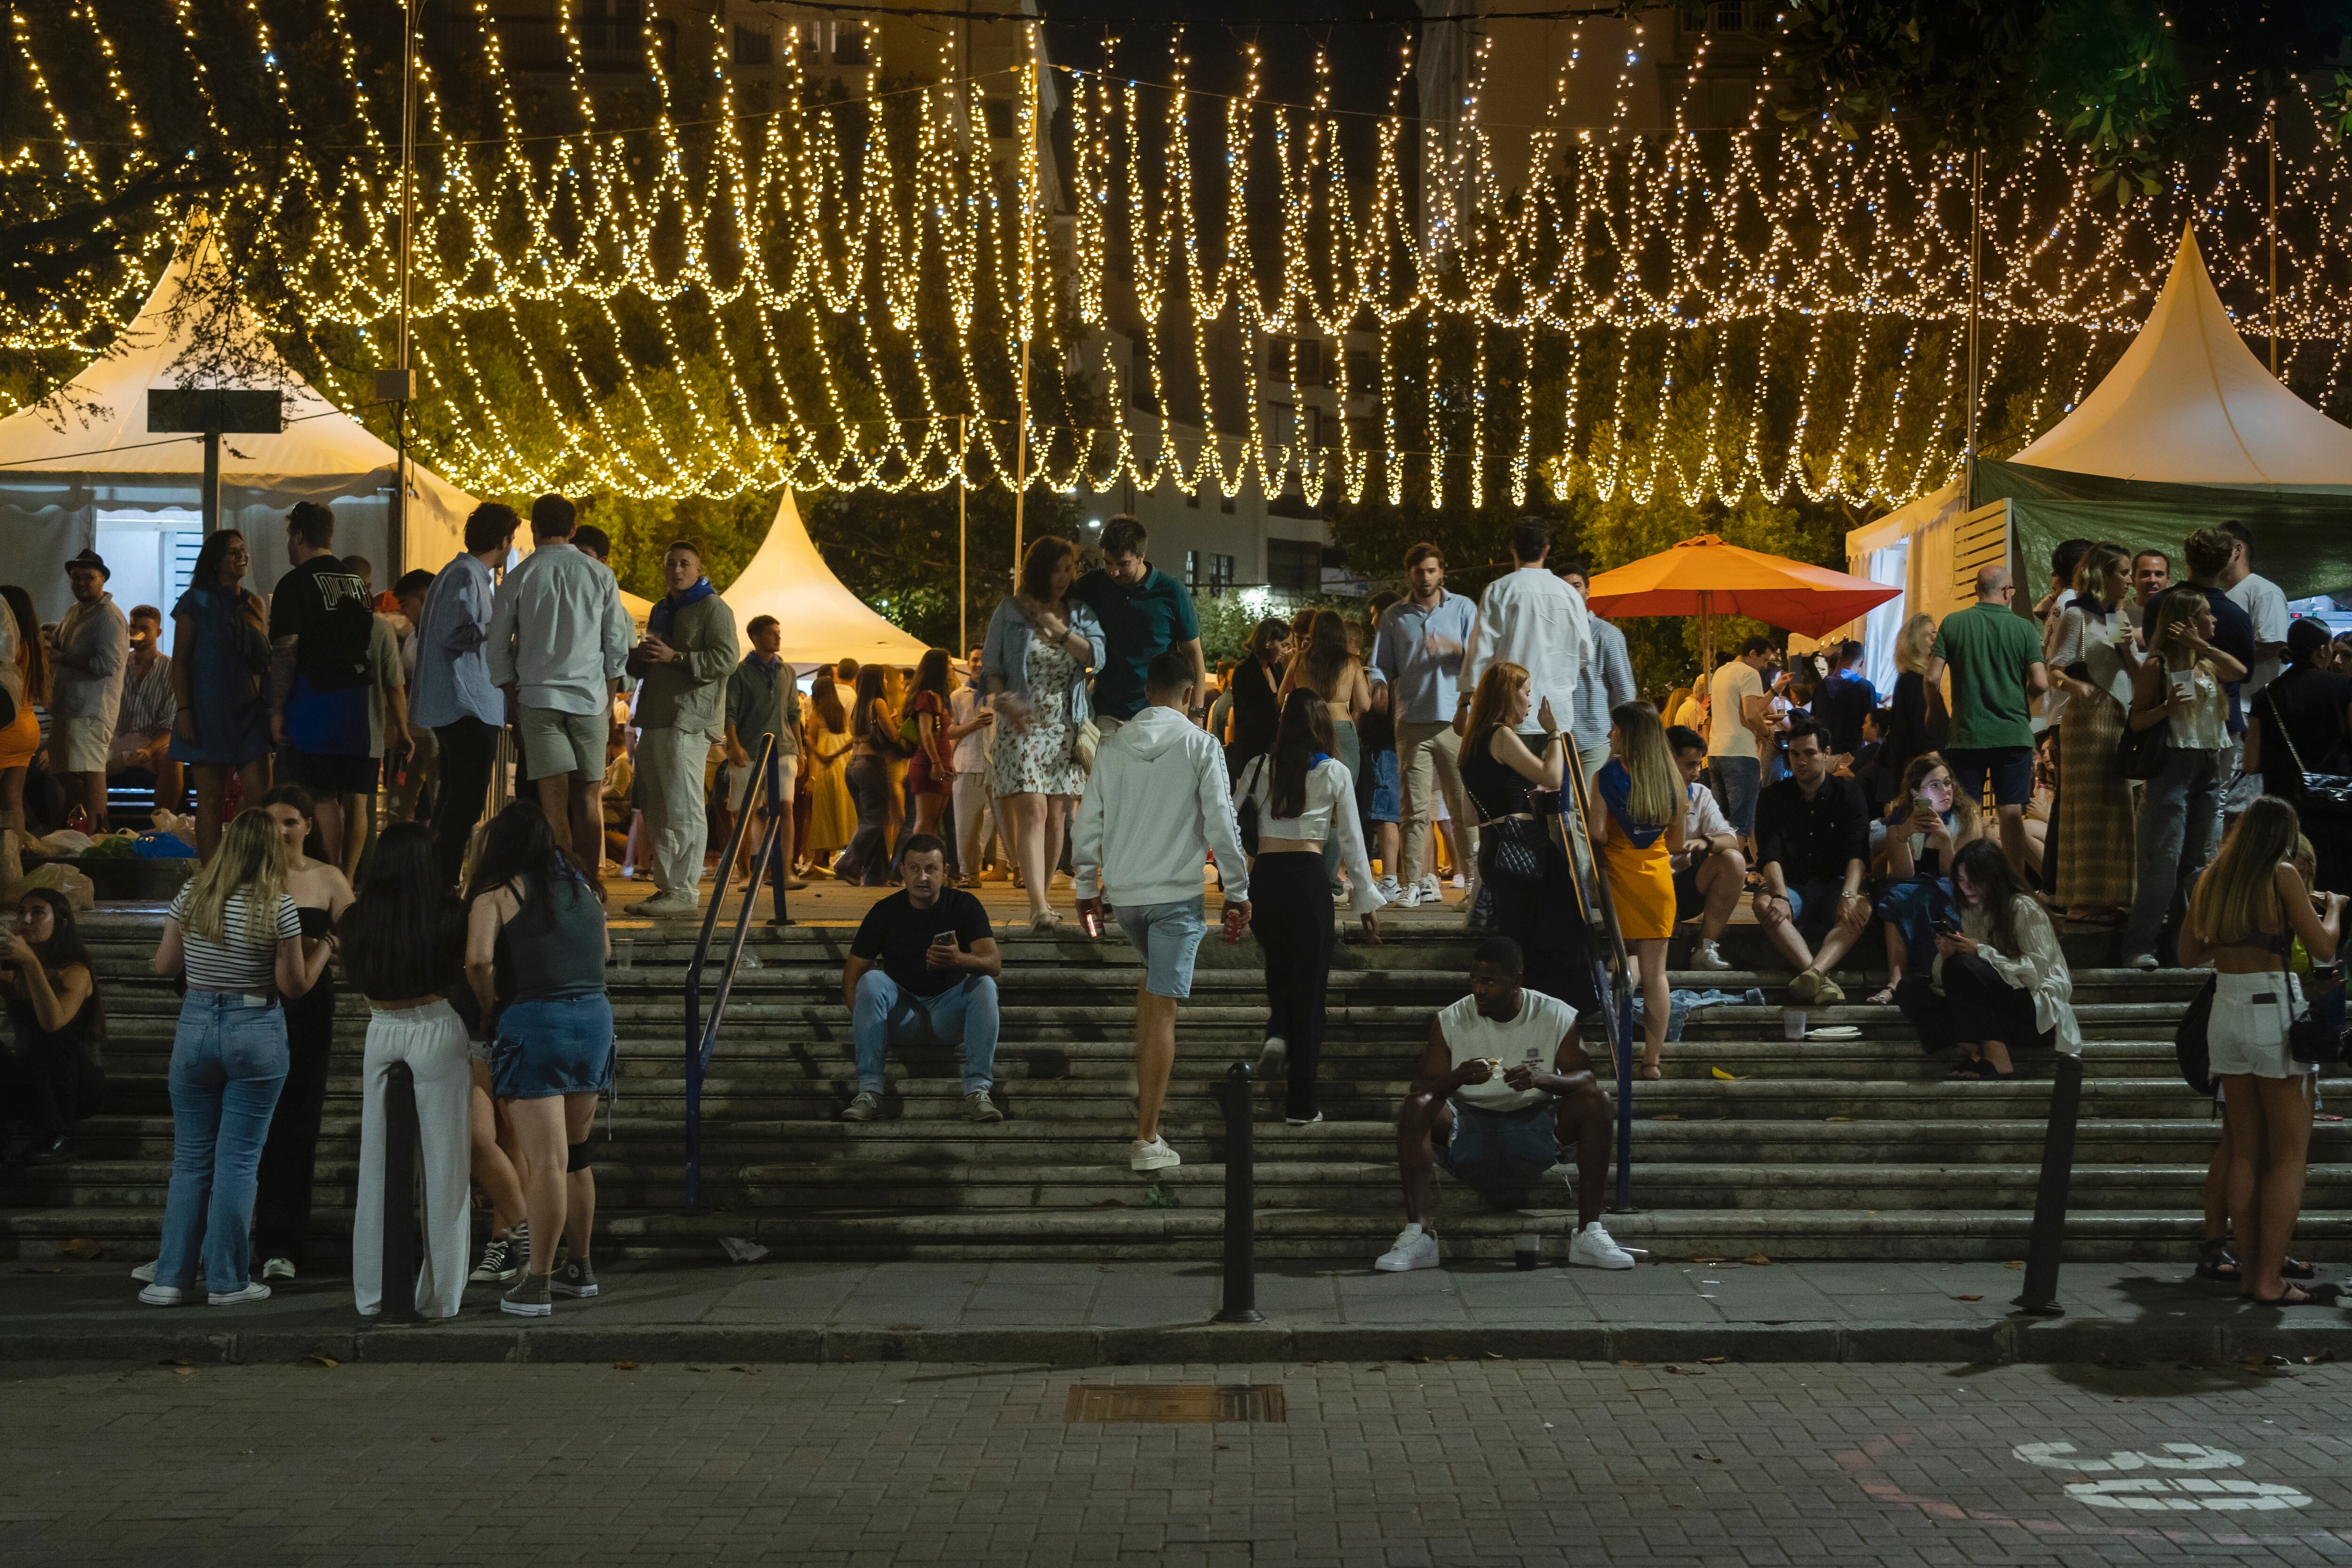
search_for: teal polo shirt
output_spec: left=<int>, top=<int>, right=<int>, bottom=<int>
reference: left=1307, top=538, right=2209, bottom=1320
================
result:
left=1070, top=565, right=1201, bottom=720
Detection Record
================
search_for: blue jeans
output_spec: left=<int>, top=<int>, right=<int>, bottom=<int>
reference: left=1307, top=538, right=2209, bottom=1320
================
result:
left=155, top=992, right=289, bottom=1294
left=2123, top=745, right=2224, bottom=963
left=1711, top=755, right=1761, bottom=835
left=851, top=971, right=1000, bottom=1093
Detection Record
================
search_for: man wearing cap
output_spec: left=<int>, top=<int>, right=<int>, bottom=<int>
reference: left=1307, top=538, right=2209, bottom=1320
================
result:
left=51, top=549, right=130, bottom=832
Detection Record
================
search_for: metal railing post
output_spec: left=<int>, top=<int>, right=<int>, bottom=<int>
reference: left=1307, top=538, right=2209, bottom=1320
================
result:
left=1552, top=764, right=1637, bottom=1215
left=379, top=1059, right=423, bottom=1325
left=1214, top=1060, right=1262, bottom=1323
left=2013, top=1051, right=2083, bottom=1316
left=683, top=732, right=780, bottom=1217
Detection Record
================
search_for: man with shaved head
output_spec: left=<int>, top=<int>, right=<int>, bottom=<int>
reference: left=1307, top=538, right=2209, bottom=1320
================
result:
left=1924, top=563, right=2049, bottom=873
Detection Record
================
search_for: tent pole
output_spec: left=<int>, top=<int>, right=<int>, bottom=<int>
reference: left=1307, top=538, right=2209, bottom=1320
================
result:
left=1964, top=147, right=1982, bottom=511
left=958, top=414, right=969, bottom=653
left=2268, top=104, right=2279, bottom=377
left=390, top=0, right=418, bottom=573
left=202, top=427, right=222, bottom=535
left=1014, top=338, right=1029, bottom=586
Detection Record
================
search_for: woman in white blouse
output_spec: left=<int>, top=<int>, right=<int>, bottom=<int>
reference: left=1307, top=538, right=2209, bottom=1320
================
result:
left=1241, top=691, right=1385, bottom=1125
left=1931, top=837, right=2078, bottom=1080
left=2121, top=586, right=2244, bottom=969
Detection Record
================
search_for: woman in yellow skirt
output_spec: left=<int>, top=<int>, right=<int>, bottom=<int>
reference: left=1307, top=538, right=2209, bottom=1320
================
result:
left=800, top=672, right=858, bottom=872
left=1592, top=700, right=1685, bottom=1079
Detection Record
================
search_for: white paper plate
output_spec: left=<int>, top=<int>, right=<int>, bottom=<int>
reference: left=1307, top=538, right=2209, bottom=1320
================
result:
left=1805, top=1025, right=1862, bottom=1041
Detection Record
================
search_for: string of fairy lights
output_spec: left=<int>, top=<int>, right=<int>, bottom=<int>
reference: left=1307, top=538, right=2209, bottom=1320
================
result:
left=6, top=0, right=2351, bottom=514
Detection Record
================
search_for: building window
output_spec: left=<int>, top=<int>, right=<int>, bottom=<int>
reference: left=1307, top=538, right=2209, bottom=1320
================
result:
left=1185, top=489, right=1201, bottom=509
left=834, top=24, right=867, bottom=64
left=1186, top=551, right=1236, bottom=597
left=1220, top=494, right=1237, bottom=515
left=982, top=98, right=1015, bottom=140
left=1267, top=539, right=1319, bottom=595
left=1295, top=340, right=1324, bottom=387
left=1709, top=0, right=1757, bottom=31
left=1345, top=348, right=1375, bottom=389
left=733, top=24, right=772, bottom=66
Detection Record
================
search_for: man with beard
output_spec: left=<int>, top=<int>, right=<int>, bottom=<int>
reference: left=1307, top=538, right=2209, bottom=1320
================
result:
left=1375, top=937, right=1634, bottom=1274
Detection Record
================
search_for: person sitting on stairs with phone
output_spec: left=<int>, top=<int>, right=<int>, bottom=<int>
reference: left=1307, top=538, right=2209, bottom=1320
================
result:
left=839, top=836, right=1004, bottom=1124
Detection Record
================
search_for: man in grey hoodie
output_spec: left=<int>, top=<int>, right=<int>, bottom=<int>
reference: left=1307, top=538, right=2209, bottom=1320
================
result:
left=1073, top=651, right=1251, bottom=1173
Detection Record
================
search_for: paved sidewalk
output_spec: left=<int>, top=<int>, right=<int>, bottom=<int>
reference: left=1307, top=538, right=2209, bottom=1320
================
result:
left=7, top=1254, right=2348, bottom=1366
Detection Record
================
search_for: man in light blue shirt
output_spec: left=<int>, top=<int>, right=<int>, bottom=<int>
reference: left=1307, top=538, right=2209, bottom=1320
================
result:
left=1371, top=542, right=1480, bottom=907
left=414, top=502, right=518, bottom=887
left=1557, top=560, right=1638, bottom=785
left=488, top=493, right=635, bottom=868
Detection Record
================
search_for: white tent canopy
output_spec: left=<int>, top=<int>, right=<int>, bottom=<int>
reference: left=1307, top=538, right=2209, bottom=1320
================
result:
left=718, top=490, right=933, bottom=667
left=0, top=217, right=475, bottom=622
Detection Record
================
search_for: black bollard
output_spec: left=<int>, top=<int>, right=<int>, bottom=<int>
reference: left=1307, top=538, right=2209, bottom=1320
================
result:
left=379, top=1060, right=424, bottom=1325
left=2012, top=1051, right=2084, bottom=1317
left=1214, top=1060, right=1263, bottom=1324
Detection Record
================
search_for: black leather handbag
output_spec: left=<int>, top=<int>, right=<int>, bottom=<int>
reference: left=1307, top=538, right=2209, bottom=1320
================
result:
left=2116, top=695, right=2171, bottom=780
left=2262, top=688, right=2352, bottom=821
left=2174, top=973, right=2216, bottom=1094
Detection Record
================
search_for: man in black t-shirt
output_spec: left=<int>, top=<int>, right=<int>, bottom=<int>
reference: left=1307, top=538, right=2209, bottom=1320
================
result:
left=841, top=836, right=1005, bottom=1122
left=1753, top=719, right=1873, bottom=1004
left=268, top=502, right=383, bottom=867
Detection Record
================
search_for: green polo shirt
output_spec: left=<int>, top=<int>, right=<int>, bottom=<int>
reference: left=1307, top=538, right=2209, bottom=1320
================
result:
left=1929, top=600, right=2042, bottom=751
left=1069, top=565, right=1200, bottom=720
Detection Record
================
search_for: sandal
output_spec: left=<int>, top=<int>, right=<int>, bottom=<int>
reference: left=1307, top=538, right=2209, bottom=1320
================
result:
left=1865, top=985, right=1896, bottom=1006
left=2195, top=1238, right=2241, bottom=1283
left=1947, top=1061, right=1986, bottom=1081
left=2284, top=1257, right=2316, bottom=1281
left=1636, top=1062, right=1663, bottom=1081
left=2244, top=1283, right=2324, bottom=1307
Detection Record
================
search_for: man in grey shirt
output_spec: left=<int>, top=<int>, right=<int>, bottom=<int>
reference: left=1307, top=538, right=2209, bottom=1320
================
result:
left=1557, top=561, right=1637, bottom=785
left=488, top=493, right=633, bottom=870
left=50, top=549, right=130, bottom=831
left=626, top=540, right=739, bottom=917
left=1371, top=542, right=1481, bottom=908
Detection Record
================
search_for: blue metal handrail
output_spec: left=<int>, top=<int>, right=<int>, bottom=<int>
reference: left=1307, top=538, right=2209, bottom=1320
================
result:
left=1547, top=752, right=1638, bottom=1212
left=683, top=731, right=788, bottom=1213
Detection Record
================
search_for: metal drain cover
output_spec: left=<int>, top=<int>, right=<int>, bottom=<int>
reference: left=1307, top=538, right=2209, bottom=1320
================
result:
left=1064, top=1384, right=1287, bottom=1424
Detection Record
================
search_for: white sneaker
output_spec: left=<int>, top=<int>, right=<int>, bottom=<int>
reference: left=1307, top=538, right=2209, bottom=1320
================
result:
left=1257, top=1037, right=1287, bottom=1077
left=1376, top=876, right=1405, bottom=903
left=1284, top=1112, right=1323, bottom=1127
left=1130, top=1136, right=1182, bottom=1172
left=1691, top=937, right=1731, bottom=971
left=1566, top=1220, right=1637, bottom=1270
left=1420, top=873, right=1445, bottom=902
left=260, top=1257, right=295, bottom=1282
left=1375, top=1223, right=1441, bottom=1272
left=629, top=893, right=699, bottom=918
left=1388, top=882, right=1422, bottom=908
left=842, top=1090, right=883, bottom=1122
left=208, top=1282, right=272, bottom=1305
left=130, top=1260, right=156, bottom=1283
left=137, top=1283, right=183, bottom=1306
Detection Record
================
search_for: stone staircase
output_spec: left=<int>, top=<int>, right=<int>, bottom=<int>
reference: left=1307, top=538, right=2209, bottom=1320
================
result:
left=3, top=906, right=2343, bottom=1266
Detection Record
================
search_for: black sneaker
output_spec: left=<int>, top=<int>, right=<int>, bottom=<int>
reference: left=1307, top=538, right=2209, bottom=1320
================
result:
left=550, top=1258, right=598, bottom=1298
left=470, top=1229, right=524, bottom=1284
left=500, top=1274, right=552, bottom=1317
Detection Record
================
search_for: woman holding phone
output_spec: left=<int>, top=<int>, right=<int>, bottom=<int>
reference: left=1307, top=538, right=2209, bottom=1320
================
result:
left=1931, top=838, right=2078, bottom=1080
left=2120, top=587, right=2245, bottom=971
left=1867, top=753, right=1986, bottom=1009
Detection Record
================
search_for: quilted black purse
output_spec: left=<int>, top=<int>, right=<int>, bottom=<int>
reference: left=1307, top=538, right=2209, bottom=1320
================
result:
left=2262, top=687, right=2352, bottom=821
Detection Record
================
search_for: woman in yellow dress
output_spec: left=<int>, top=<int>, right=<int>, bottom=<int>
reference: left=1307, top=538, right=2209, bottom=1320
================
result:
left=1591, top=700, right=1684, bottom=1080
left=800, top=672, right=857, bottom=872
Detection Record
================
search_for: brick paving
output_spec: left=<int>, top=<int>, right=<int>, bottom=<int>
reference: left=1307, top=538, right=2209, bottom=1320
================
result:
left=2, top=1357, right=2347, bottom=1566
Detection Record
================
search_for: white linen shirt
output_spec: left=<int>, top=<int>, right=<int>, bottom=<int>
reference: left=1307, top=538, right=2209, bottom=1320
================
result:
left=486, top=541, right=633, bottom=716
left=1457, top=567, right=1594, bottom=735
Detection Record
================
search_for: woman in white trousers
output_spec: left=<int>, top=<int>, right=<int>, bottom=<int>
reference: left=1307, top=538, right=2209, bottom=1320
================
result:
left=340, top=823, right=477, bottom=1320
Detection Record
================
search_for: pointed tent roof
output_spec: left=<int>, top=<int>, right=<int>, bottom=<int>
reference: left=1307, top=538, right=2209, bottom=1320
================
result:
left=719, top=491, right=935, bottom=665
left=0, top=216, right=475, bottom=570
left=2010, top=222, right=2352, bottom=486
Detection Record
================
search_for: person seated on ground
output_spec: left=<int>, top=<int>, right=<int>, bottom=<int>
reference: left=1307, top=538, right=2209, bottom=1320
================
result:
left=107, top=604, right=181, bottom=813
left=1665, top=725, right=1742, bottom=972
left=0, top=888, right=104, bottom=1163
left=839, top=835, right=1004, bottom=1124
left=2020, top=728, right=2057, bottom=877
left=1866, top=751, right=1986, bottom=1007
left=1916, top=838, right=2080, bottom=1080
left=1377, top=936, right=1633, bottom=1274
left=1753, top=718, right=1873, bottom=1003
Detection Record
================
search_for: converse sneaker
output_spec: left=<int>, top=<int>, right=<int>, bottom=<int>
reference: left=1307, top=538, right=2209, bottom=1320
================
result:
left=130, top=1260, right=157, bottom=1283
left=842, top=1090, right=883, bottom=1122
left=207, top=1282, right=272, bottom=1305
left=1691, top=936, right=1731, bottom=971
left=260, top=1257, right=295, bottom=1282
left=963, top=1090, right=1004, bottom=1123
left=500, top=1273, right=553, bottom=1317
left=549, top=1258, right=599, bottom=1298
left=470, top=1227, right=526, bottom=1284
left=1375, top=1223, right=1441, bottom=1273
left=137, top=1283, right=184, bottom=1306
left=1566, top=1220, right=1637, bottom=1270
left=1130, top=1136, right=1182, bottom=1172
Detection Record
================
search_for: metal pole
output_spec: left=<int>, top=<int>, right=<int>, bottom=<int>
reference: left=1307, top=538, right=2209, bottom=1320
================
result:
left=378, top=1060, right=424, bottom=1324
left=2012, top=1051, right=2083, bottom=1316
left=1964, top=147, right=1982, bottom=511
left=1214, top=1060, right=1262, bottom=1322
left=2268, top=107, right=2280, bottom=377
left=391, top=0, right=418, bottom=573
left=958, top=414, right=969, bottom=653
left=201, top=428, right=222, bottom=534
left=1013, top=339, right=1030, bottom=584
left=1611, top=986, right=1636, bottom=1212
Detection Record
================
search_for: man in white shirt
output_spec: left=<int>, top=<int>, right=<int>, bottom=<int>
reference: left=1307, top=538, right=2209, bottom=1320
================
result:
left=947, top=648, right=999, bottom=883
left=1556, top=560, right=1637, bottom=787
left=1666, top=725, right=1743, bottom=971
left=1073, top=652, right=1252, bottom=1176
left=1705, top=637, right=1777, bottom=851
left=1455, top=519, right=1593, bottom=738
left=487, top=494, right=634, bottom=862
left=1376, top=938, right=1633, bottom=1274
left=2221, top=521, right=2289, bottom=817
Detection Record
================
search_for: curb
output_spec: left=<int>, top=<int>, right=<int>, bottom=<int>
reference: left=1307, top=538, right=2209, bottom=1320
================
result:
left=9, top=1317, right=2347, bottom=1368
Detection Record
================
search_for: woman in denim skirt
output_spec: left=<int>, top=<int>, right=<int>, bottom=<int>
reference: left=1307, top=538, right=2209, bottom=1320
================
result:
left=464, top=802, right=612, bottom=1318
left=142, top=809, right=312, bottom=1306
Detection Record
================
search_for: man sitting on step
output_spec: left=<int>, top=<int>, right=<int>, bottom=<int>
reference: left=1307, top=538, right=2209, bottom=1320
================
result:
left=1378, top=936, right=1634, bottom=1274
left=841, top=836, right=1005, bottom=1123
left=1752, top=718, right=1873, bottom=1005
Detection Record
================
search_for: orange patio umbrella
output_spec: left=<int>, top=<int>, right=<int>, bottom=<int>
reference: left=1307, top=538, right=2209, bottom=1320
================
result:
left=1580, top=533, right=1901, bottom=680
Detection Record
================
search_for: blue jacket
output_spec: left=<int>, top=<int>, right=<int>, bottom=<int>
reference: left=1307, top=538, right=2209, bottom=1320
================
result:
left=981, top=596, right=1105, bottom=727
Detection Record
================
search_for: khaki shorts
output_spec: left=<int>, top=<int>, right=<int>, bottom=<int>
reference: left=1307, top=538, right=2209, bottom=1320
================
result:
left=54, top=716, right=112, bottom=774
left=519, top=705, right=607, bottom=783
left=730, top=749, right=798, bottom=811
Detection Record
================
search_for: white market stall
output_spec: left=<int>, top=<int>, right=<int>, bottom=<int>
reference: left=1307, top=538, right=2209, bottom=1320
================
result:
left=718, top=490, right=934, bottom=667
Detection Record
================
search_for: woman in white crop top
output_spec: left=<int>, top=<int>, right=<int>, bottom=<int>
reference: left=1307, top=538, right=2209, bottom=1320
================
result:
left=1239, top=692, right=1386, bottom=1124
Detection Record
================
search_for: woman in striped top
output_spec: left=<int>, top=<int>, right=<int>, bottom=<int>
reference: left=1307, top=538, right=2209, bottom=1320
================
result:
left=141, top=808, right=311, bottom=1307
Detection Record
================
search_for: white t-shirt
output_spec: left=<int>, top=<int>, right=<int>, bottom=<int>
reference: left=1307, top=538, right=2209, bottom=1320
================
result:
left=1708, top=661, right=1763, bottom=761
left=949, top=685, right=992, bottom=772
left=1438, top=989, right=1576, bottom=1112
left=1672, top=781, right=1732, bottom=870
left=2227, top=572, right=2290, bottom=700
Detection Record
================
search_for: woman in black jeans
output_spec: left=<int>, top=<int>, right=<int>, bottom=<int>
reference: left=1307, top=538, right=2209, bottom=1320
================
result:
left=0, top=888, right=104, bottom=1162
left=1933, top=837, right=2080, bottom=1079
left=834, top=663, right=899, bottom=886
left=2247, top=617, right=2352, bottom=893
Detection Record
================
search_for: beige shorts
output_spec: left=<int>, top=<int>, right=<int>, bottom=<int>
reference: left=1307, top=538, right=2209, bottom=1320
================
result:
left=54, top=716, right=112, bottom=774
left=519, top=705, right=607, bottom=783
left=729, top=750, right=798, bottom=811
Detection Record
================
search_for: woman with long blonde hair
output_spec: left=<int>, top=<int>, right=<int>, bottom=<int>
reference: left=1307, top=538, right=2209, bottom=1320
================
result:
left=2121, top=586, right=2246, bottom=969
left=1882, top=611, right=1944, bottom=783
left=2047, top=541, right=2142, bottom=922
left=2180, top=796, right=2344, bottom=1305
left=1591, top=701, right=1685, bottom=1078
left=140, top=808, right=311, bottom=1307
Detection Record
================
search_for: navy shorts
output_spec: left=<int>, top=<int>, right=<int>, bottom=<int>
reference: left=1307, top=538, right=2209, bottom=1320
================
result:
left=1943, top=745, right=2035, bottom=809
left=1781, top=880, right=1849, bottom=944
left=1672, top=863, right=1703, bottom=923
left=1436, top=1099, right=1561, bottom=1186
left=493, top=992, right=616, bottom=1100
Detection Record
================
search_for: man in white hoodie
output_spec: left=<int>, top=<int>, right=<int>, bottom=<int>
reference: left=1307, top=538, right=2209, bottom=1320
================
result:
left=1074, top=651, right=1252, bottom=1173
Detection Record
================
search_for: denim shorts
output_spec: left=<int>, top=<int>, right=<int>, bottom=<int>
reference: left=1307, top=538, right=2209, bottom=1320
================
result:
left=492, top=992, right=616, bottom=1100
left=1781, top=879, right=1848, bottom=944
left=1710, top=755, right=1761, bottom=835
left=1364, top=748, right=1400, bottom=825
left=1115, top=895, right=1208, bottom=1000
left=1438, top=1099, right=1561, bottom=1186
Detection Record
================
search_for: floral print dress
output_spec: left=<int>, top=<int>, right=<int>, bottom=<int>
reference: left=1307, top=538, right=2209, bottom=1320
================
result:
left=991, top=630, right=1089, bottom=797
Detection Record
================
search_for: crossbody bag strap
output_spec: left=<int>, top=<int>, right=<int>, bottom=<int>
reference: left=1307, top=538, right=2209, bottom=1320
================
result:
left=2264, top=686, right=2308, bottom=780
